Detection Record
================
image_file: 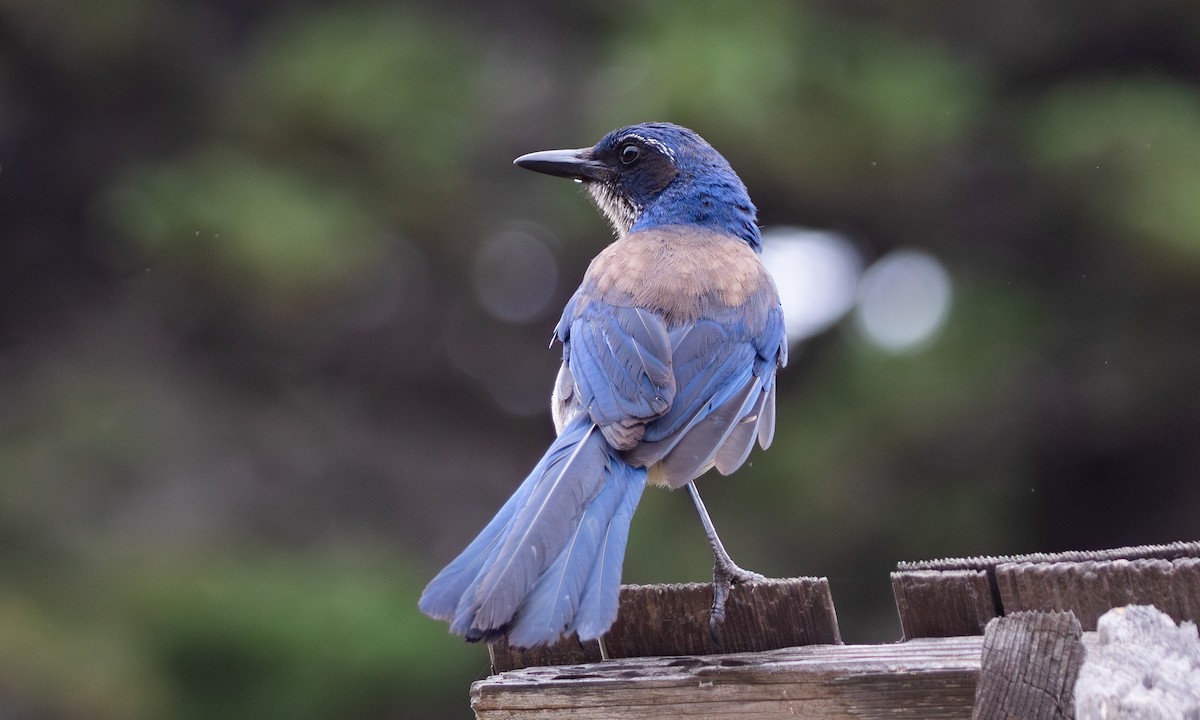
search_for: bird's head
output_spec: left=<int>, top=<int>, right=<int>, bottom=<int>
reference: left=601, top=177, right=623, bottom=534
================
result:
left=514, top=122, right=760, bottom=250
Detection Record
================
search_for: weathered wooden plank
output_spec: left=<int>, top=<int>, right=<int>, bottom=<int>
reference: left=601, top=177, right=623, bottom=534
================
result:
left=470, top=543, right=1200, bottom=719
left=972, top=611, right=1084, bottom=720
left=605, top=578, right=841, bottom=656
left=892, top=569, right=997, bottom=639
left=473, top=636, right=983, bottom=720
left=996, top=558, right=1200, bottom=629
left=897, top=542, right=1200, bottom=573
left=487, top=636, right=603, bottom=674
left=1075, top=605, right=1200, bottom=717
left=489, top=577, right=838, bottom=672
left=893, top=542, right=1200, bottom=638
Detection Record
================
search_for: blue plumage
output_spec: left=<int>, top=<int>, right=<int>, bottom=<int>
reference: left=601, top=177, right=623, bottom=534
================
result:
left=420, top=122, right=786, bottom=647
left=507, top=453, right=646, bottom=646
left=567, top=305, right=674, bottom=434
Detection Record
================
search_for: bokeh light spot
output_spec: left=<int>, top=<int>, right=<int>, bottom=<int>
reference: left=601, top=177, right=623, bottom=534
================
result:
left=760, top=228, right=862, bottom=344
left=855, top=249, right=952, bottom=353
left=472, top=226, right=559, bottom=324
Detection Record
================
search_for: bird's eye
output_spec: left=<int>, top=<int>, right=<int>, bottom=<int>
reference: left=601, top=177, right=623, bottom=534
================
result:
left=619, top=144, right=641, bottom=165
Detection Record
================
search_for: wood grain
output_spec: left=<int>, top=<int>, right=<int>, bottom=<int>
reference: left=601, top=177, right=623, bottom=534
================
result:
left=996, top=557, right=1200, bottom=630
left=474, top=636, right=983, bottom=720
left=972, top=611, right=1084, bottom=720
left=489, top=577, right=838, bottom=673
left=892, top=569, right=997, bottom=639
left=893, top=542, right=1200, bottom=638
left=468, top=544, right=1200, bottom=718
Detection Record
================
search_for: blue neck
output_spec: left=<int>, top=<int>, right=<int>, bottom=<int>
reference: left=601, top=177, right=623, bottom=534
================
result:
left=630, top=173, right=761, bottom=252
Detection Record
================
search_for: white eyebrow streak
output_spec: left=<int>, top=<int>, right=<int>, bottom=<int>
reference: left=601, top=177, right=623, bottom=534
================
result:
left=621, top=133, right=675, bottom=161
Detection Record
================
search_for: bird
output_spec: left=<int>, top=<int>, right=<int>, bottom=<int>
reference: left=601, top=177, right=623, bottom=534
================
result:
left=419, top=122, right=787, bottom=649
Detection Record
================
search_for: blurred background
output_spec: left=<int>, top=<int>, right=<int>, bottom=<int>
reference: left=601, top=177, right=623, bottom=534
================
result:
left=2, top=0, right=1200, bottom=717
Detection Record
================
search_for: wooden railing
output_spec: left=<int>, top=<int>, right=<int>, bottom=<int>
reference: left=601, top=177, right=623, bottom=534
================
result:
left=471, top=542, right=1200, bottom=719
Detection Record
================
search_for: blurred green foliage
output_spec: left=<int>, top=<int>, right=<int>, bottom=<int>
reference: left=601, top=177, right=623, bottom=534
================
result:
left=601, top=2, right=984, bottom=159
left=1028, top=76, right=1200, bottom=263
left=2, top=1, right=1200, bottom=718
left=129, top=553, right=480, bottom=720
left=110, top=148, right=382, bottom=300
left=0, top=552, right=482, bottom=720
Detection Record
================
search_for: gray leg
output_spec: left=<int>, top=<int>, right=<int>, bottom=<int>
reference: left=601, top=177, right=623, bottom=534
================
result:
left=686, top=481, right=765, bottom=644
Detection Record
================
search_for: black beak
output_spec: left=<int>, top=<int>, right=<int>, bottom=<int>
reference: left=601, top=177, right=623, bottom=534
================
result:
left=513, top=148, right=608, bottom=182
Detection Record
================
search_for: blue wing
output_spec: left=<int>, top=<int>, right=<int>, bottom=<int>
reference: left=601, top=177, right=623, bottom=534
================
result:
left=558, top=300, right=676, bottom=450
left=559, top=288, right=786, bottom=489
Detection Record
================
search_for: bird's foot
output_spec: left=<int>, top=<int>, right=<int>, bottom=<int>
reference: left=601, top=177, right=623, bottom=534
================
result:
left=708, top=556, right=766, bottom=645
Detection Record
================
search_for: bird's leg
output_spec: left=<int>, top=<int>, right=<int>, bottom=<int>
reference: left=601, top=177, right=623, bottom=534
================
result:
left=686, top=481, right=765, bottom=644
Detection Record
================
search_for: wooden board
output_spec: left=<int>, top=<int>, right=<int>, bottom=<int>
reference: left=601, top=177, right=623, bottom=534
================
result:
left=893, top=542, right=1200, bottom=638
left=470, top=544, right=1200, bottom=718
left=891, top=569, right=997, bottom=639
left=972, top=611, right=1084, bottom=720
left=996, top=557, right=1200, bottom=630
left=489, top=577, right=839, bottom=672
left=474, top=636, right=983, bottom=720
left=896, top=541, right=1200, bottom=573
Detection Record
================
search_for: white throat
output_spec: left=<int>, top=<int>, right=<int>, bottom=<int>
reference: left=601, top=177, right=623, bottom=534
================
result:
left=586, top=182, right=640, bottom=238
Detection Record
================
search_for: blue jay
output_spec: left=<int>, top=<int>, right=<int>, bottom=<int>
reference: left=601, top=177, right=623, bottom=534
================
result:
left=419, top=122, right=786, bottom=648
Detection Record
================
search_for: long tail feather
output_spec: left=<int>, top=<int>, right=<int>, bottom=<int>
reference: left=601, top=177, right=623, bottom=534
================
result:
left=420, top=414, right=646, bottom=647
left=572, top=464, right=645, bottom=640
left=418, top=472, right=539, bottom=620
left=465, top=421, right=606, bottom=634
left=507, top=459, right=646, bottom=646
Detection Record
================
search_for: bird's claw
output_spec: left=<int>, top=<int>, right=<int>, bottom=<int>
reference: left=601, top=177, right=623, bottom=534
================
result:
left=708, top=558, right=765, bottom=646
